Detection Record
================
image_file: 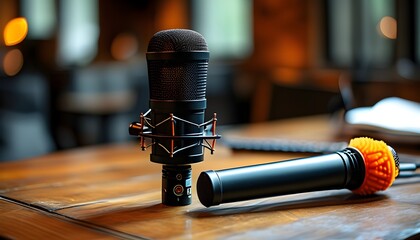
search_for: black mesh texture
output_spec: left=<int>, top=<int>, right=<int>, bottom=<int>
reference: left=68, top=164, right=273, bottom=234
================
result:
left=148, top=29, right=208, bottom=52
left=147, top=29, right=208, bottom=100
left=148, top=60, right=208, bottom=100
left=389, top=146, right=400, bottom=175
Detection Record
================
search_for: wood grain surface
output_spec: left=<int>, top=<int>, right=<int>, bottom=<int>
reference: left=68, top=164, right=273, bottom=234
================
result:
left=1, top=115, right=419, bottom=239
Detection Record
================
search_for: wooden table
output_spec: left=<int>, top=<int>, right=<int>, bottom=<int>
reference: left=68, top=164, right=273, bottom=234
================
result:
left=1, top=115, right=419, bottom=239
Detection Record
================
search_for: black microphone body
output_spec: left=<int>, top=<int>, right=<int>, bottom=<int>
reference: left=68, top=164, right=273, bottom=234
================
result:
left=147, top=58, right=208, bottom=165
left=146, top=29, right=209, bottom=166
left=129, top=29, right=218, bottom=206
left=147, top=30, right=209, bottom=206
left=197, top=148, right=366, bottom=207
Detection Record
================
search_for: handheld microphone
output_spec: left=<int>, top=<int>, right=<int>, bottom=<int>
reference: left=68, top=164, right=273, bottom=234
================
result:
left=197, top=137, right=400, bottom=207
left=128, top=29, right=220, bottom=206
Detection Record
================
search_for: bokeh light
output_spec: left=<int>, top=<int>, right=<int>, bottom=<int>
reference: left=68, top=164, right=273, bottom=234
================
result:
left=3, top=49, right=24, bottom=76
left=110, top=33, right=138, bottom=61
left=378, top=16, right=397, bottom=40
left=3, top=17, right=29, bottom=46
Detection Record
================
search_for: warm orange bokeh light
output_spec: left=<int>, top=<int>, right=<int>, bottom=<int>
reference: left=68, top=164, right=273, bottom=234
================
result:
left=110, top=33, right=138, bottom=61
left=3, top=49, right=24, bottom=76
left=378, top=16, right=397, bottom=40
left=3, top=17, right=28, bottom=46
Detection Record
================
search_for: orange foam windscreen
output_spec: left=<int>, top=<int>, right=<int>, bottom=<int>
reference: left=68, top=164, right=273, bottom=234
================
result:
left=348, top=137, right=399, bottom=195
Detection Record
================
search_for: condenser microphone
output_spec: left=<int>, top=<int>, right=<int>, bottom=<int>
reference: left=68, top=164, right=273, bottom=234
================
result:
left=197, top=137, right=400, bottom=207
left=128, top=29, right=220, bottom=206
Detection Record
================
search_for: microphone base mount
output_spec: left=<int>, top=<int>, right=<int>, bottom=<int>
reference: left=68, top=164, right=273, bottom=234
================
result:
left=162, top=164, right=192, bottom=206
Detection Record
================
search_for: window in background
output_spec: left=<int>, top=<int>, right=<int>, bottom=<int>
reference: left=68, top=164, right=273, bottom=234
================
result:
left=327, top=0, right=395, bottom=68
left=327, top=0, right=352, bottom=67
left=21, top=0, right=56, bottom=39
left=57, top=0, right=99, bottom=66
left=191, top=0, right=253, bottom=60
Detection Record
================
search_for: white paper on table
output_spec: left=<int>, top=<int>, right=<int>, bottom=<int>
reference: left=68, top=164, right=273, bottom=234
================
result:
left=345, top=97, right=420, bottom=137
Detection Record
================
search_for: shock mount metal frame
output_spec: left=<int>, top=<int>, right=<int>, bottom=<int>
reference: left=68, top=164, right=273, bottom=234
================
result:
left=133, top=109, right=220, bottom=157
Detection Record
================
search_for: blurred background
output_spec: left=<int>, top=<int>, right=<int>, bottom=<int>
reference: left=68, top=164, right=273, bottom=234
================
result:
left=1, top=0, right=419, bottom=161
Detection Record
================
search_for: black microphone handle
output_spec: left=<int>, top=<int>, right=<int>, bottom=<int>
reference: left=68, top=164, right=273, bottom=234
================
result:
left=197, top=148, right=365, bottom=207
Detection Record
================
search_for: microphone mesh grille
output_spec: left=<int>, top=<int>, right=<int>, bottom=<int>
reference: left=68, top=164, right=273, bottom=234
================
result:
left=147, top=61, right=208, bottom=100
left=148, top=29, right=208, bottom=52
left=147, top=29, right=209, bottom=100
